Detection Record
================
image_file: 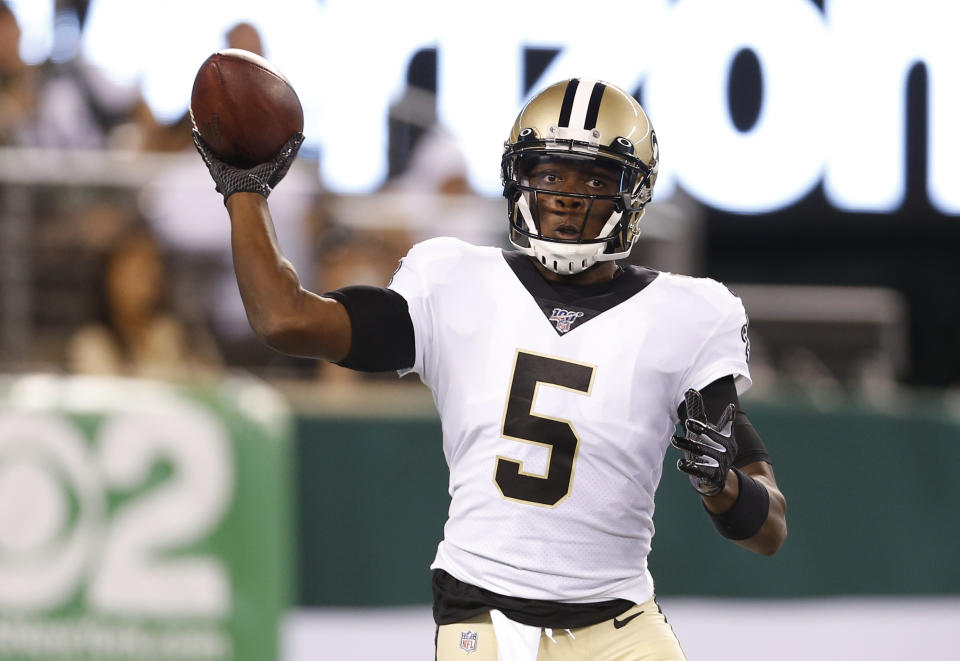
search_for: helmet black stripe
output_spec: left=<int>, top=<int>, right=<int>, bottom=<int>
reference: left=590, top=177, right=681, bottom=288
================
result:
left=557, top=78, right=580, bottom=127
left=583, top=82, right=606, bottom=130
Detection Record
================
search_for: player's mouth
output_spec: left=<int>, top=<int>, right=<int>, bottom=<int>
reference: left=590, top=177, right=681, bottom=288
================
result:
left=543, top=219, right=583, bottom=240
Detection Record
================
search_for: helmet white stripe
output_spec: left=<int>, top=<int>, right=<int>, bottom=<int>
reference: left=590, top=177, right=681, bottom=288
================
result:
left=568, top=78, right=601, bottom=130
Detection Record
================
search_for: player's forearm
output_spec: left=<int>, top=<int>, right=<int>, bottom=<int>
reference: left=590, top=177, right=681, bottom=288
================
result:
left=225, top=193, right=350, bottom=361
left=703, top=465, right=787, bottom=556
left=731, top=474, right=786, bottom=556
left=226, top=193, right=300, bottom=336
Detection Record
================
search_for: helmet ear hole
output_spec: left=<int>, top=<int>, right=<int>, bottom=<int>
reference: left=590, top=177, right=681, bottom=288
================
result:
left=613, top=136, right=634, bottom=154
left=518, top=127, right=538, bottom=142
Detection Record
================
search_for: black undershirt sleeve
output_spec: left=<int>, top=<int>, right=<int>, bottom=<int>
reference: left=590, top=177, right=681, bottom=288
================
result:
left=324, top=285, right=415, bottom=372
left=676, top=375, right=771, bottom=468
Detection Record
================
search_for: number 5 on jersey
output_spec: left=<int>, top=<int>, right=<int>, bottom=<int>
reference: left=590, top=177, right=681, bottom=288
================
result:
left=496, top=350, right=595, bottom=507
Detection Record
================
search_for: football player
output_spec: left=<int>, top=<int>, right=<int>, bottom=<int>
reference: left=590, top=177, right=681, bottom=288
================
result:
left=194, top=78, right=787, bottom=661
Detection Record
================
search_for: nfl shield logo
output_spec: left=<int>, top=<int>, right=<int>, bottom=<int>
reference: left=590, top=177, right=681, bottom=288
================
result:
left=459, top=629, right=478, bottom=654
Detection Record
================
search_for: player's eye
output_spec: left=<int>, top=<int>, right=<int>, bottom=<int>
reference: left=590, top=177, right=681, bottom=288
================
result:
left=532, top=171, right=560, bottom=186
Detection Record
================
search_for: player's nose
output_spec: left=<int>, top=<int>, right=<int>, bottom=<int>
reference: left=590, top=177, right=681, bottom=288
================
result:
left=551, top=185, right=584, bottom=208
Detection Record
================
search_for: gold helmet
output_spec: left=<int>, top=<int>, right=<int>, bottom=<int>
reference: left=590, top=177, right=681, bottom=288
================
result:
left=501, top=78, right=659, bottom=275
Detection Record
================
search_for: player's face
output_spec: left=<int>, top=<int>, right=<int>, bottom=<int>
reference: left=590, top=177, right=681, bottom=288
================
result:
left=522, top=157, right=620, bottom=241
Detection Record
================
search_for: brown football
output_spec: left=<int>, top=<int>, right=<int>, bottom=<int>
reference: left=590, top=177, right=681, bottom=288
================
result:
left=190, top=49, right=303, bottom=168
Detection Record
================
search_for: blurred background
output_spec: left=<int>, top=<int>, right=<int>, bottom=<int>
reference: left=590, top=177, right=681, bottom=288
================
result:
left=0, top=0, right=957, bottom=659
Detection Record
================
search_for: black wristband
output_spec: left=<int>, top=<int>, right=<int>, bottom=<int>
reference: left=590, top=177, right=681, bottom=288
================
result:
left=706, top=467, right=770, bottom=540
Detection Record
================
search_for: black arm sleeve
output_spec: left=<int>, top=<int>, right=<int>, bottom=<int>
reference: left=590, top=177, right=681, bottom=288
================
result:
left=677, top=375, right=771, bottom=468
left=323, top=285, right=415, bottom=372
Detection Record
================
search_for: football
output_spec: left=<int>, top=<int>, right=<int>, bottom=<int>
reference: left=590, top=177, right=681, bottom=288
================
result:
left=190, top=49, right=303, bottom=168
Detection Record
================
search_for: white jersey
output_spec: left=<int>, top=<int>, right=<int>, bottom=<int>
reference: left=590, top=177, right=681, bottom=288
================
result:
left=389, top=237, right=751, bottom=605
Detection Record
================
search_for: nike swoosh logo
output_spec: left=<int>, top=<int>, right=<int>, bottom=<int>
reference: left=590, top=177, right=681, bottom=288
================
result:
left=613, top=610, right=644, bottom=629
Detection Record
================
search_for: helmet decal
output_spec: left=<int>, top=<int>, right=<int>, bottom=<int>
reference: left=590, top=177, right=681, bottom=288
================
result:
left=557, top=78, right=580, bottom=128
left=556, top=78, right=607, bottom=131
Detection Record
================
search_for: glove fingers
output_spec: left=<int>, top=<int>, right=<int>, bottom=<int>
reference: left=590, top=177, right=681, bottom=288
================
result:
left=678, top=454, right=720, bottom=472
left=676, top=427, right=727, bottom=458
left=192, top=130, right=229, bottom=195
left=677, top=459, right=724, bottom=496
left=286, top=131, right=305, bottom=154
left=684, top=418, right=730, bottom=449
left=683, top=388, right=706, bottom=423
left=716, top=403, right=736, bottom=435
left=683, top=403, right=736, bottom=435
left=275, top=131, right=304, bottom=166
left=267, top=132, right=305, bottom=188
left=670, top=434, right=698, bottom=453
left=683, top=417, right=712, bottom=436
left=192, top=129, right=214, bottom=162
left=677, top=457, right=720, bottom=480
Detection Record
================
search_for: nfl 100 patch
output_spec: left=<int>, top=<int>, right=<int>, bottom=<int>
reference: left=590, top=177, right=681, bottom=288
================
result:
left=549, top=307, right=584, bottom=334
left=460, top=629, right=479, bottom=654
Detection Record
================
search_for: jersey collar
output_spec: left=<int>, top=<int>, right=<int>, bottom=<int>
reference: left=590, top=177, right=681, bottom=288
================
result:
left=501, top=250, right=659, bottom=336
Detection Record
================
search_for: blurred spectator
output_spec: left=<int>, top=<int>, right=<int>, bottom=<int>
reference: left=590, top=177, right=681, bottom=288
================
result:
left=66, top=225, right=221, bottom=379
left=0, top=1, right=39, bottom=146
left=226, top=21, right=264, bottom=55
left=29, top=3, right=142, bottom=150
left=130, top=105, right=194, bottom=153
left=0, top=2, right=143, bottom=150
left=387, top=126, right=469, bottom=197
left=319, top=225, right=413, bottom=291
left=380, top=125, right=502, bottom=246
left=29, top=57, right=141, bottom=149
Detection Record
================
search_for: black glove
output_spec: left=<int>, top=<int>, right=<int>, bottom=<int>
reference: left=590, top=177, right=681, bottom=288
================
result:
left=671, top=388, right=737, bottom=497
left=192, top=129, right=304, bottom=202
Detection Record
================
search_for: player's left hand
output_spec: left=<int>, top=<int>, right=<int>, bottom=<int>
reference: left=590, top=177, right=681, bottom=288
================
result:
left=671, top=389, right=737, bottom=497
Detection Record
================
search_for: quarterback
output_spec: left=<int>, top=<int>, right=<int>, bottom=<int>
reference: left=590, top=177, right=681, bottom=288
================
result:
left=195, top=78, right=787, bottom=660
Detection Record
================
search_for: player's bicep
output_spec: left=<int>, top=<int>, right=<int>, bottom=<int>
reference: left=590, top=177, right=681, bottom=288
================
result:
left=254, top=290, right=351, bottom=361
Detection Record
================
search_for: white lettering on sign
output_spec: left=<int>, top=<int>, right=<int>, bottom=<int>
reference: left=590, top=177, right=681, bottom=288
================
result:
left=0, top=408, right=234, bottom=617
left=11, top=0, right=955, bottom=213
left=647, top=0, right=828, bottom=213
left=0, top=414, right=103, bottom=612
left=824, top=0, right=960, bottom=214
